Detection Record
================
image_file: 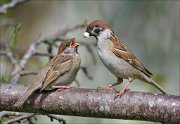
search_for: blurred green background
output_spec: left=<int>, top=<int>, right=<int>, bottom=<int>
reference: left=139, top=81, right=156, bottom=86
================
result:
left=0, top=0, right=179, bottom=124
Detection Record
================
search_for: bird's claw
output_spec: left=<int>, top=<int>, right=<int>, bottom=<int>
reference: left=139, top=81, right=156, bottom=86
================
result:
left=114, top=88, right=130, bottom=99
left=55, top=86, right=71, bottom=92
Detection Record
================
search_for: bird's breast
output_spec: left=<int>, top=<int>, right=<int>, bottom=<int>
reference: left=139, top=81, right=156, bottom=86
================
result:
left=97, top=44, right=138, bottom=79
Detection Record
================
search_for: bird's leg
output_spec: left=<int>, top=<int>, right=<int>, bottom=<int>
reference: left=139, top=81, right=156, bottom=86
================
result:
left=52, top=85, right=71, bottom=92
left=97, top=78, right=123, bottom=90
left=114, top=78, right=133, bottom=98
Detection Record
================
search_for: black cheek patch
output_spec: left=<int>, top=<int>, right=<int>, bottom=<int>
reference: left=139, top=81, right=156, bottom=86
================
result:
left=94, top=28, right=101, bottom=34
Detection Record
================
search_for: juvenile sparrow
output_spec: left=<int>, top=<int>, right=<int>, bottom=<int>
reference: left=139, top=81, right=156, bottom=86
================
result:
left=14, top=38, right=80, bottom=106
left=83, top=20, right=166, bottom=96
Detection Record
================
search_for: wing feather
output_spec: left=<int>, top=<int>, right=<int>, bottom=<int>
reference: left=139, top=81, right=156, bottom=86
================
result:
left=110, top=34, right=152, bottom=77
left=40, top=54, right=73, bottom=90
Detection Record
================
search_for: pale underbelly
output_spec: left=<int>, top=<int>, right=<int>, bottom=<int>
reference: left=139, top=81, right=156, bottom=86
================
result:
left=98, top=50, right=139, bottom=79
left=44, top=67, right=79, bottom=90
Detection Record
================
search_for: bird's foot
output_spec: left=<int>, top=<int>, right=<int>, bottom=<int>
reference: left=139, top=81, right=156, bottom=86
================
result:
left=96, top=85, right=113, bottom=91
left=52, top=86, right=71, bottom=92
left=114, top=88, right=130, bottom=99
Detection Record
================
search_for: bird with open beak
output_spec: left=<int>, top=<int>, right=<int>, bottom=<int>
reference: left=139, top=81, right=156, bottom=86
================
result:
left=14, top=38, right=80, bottom=106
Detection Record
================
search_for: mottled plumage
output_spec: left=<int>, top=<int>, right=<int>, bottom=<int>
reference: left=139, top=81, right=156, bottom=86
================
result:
left=84, top=20, right=166, bottom=95
left=110, top=34, right=152, bottom=78
left=14, top=38, right=80, bottom=107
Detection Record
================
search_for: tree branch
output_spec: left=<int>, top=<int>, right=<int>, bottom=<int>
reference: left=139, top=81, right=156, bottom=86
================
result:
left=0, top=83, right=179, bottom=123
left=3, top=113, right=35, bottom=124
left=0, top=20, right=93, bottom=123
left=0, top=0, right=28, bottom=14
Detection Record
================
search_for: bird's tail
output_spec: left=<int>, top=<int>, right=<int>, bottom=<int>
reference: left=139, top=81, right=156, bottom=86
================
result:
left=14, top=85, right=39, bottom=107
left=144, top=77, right=166, bottom=94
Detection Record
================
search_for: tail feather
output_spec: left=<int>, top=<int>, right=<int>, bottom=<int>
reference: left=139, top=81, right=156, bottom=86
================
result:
left=145, top=77, right=166, bottom=94
left=14, top=86, right=39, bottom=107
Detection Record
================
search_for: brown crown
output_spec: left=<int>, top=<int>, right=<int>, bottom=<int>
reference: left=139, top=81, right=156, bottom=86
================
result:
left=88, top=20, right=112, bottom=30
left=57, top=38, right=76, bottom=54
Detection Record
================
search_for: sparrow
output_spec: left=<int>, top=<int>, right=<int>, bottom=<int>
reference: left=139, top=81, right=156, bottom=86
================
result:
left=83, top=20, right=166, bottom=97
left=14, top=38, right=80, bottom=106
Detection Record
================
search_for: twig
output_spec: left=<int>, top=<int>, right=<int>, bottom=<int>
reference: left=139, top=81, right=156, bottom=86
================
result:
left=44, top=40, right=59, bottom=48
left=0, top=50, right=21, bottom=73
left=0, top=0, right=28, bottom=14
left=3, top=113, right=35, bottom=124
left=11, top=35, right=45, bottom=84
left=47, top=114, right=66, bottom=124
left=0, top=111, right=24, bottom=118
left=34, top=51, right=55, bottom=58
left=80, top=66, right=93, bottom=80
left=1, top=21, right=94, bottom=123
left=0, top=83, right=179, bottom=123
left=10, top=21, right=88, bottom=84
left=6, top=50, right=19, bottom=66
left=47, top=43, right=54, bottom=60
left=0, top=111, right=65, bottom=124
left=20, top=71, right=37, bottom=76
left=0, top=111, right=35, bottom=124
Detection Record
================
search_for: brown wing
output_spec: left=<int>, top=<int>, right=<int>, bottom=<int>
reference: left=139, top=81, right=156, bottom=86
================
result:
left=40, top=54, right=73, bottom=90
left=110, top=35, right=153, bottom=77
left=32, top=62, right=51, bottom=87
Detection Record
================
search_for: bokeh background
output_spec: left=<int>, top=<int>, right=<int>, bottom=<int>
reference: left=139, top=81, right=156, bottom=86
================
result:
left=0, top=0, right=179, bottom=124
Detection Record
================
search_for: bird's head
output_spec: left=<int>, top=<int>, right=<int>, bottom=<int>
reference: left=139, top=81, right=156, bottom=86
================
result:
left=83, top=20, right=112, bottom=38
left=58, top=38, right=80, bottom=54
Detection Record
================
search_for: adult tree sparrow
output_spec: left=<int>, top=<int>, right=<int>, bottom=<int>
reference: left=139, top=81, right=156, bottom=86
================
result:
left=14, top=38, right=80, bottom=106
left=83, top=20, right=166, bottom=96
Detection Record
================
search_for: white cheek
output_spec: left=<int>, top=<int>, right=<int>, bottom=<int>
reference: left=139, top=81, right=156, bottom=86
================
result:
left=98, top=29, right=112, bottom=40
left=83, top=32, right=90, bottom=38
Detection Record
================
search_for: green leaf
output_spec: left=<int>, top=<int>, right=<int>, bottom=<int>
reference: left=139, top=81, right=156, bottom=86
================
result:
left=8, top=23, right=21, bottom=52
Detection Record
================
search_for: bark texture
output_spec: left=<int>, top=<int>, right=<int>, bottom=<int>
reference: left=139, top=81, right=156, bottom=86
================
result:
left=0, top=83, right=179, bottom=123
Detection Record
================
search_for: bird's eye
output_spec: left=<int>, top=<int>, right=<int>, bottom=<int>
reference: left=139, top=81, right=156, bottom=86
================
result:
left=66, top=44, right=69, bottom=47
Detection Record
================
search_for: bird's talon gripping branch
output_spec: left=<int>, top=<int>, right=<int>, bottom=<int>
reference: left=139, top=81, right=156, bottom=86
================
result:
left=13, top=39, right=80, bottom=107
left=115, top=88, right=130, bottom=93
left=53, top=86, right=71, bottom=92
left=83, top=20, right=166, bottom=95
left=114, top=88, right=130, bottom=99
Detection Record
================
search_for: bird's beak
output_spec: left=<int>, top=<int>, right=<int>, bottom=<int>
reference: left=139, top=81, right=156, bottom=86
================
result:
left=83, top=32, right=90, bottom=38
left=71, top=41, right=80, bottom=48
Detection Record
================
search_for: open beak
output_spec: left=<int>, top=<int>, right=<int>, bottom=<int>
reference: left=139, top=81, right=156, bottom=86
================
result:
left=83, top=32, right=90, bottom=38
left=71, top=41, right=80, bottom=48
